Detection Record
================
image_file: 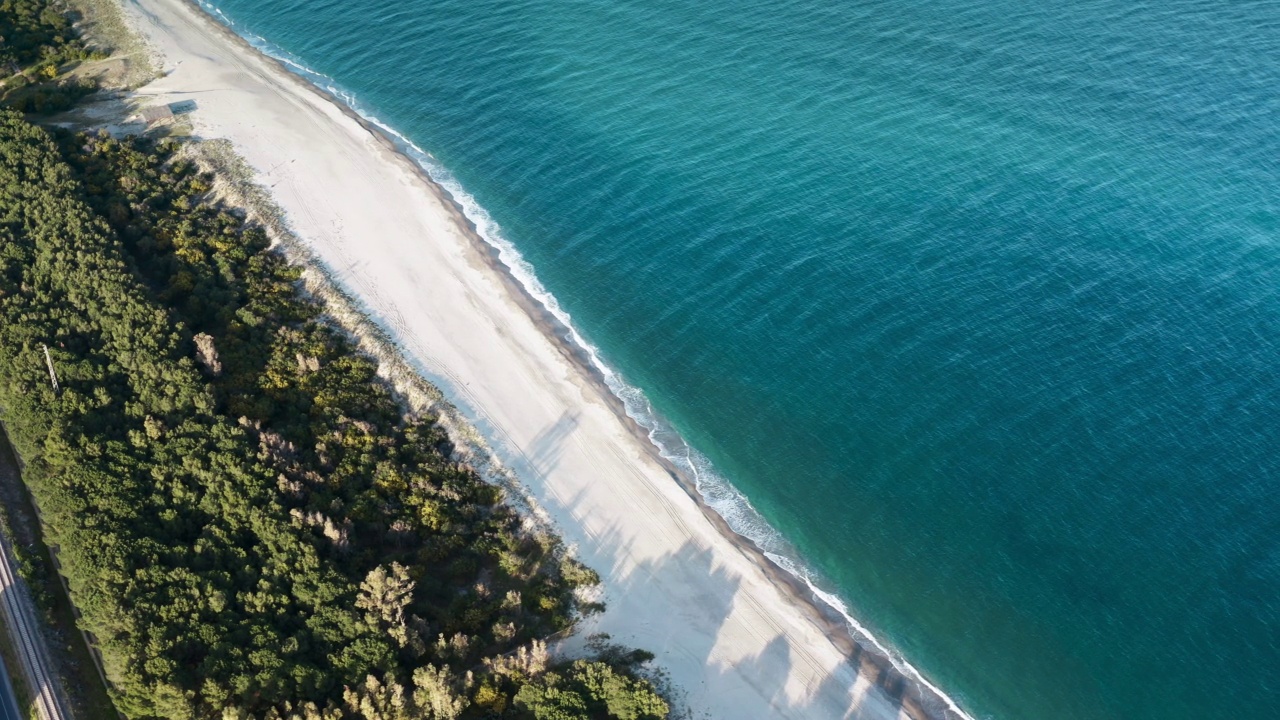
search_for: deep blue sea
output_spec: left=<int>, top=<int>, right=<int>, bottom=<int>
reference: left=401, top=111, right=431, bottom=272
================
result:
left=194, top=1, right=1280, bottom=717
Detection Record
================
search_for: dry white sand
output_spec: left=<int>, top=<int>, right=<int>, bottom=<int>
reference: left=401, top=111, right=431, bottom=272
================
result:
left=119, top=1, right=917, bottom=717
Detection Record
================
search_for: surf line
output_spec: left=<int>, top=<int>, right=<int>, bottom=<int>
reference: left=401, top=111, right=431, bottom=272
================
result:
left=188, top=4, right=978, bottom=718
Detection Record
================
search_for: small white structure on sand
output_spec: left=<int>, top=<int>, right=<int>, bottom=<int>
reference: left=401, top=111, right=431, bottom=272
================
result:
left=137, top=104, right=174, bottom=125
left=133, top=101, right=196, bottom=127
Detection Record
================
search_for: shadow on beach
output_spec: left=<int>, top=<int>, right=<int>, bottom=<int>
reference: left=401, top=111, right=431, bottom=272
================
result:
left=540, top=476, right=911, bottom=720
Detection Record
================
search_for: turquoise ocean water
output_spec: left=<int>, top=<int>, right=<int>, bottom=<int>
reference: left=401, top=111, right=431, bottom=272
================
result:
left=193, top=1, right=1280, bottom=717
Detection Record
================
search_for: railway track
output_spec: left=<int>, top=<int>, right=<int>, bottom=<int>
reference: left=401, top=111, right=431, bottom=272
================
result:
left=0, top=532, right=67, bottom=720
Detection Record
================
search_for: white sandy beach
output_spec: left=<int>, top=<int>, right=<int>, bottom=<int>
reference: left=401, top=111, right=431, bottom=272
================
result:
left=119, top=1, right=915, bottom=717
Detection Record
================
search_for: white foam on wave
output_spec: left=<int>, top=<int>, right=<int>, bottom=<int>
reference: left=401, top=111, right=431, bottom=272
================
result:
left=192, top=5, right=978, bottom=717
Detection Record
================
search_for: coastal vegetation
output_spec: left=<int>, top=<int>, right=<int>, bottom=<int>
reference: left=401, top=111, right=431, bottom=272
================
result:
left=0, top=0, right=101, bottom=113
left=0, top=3, right=669, bottom=719
left=0, top=0, right=92, bottom=73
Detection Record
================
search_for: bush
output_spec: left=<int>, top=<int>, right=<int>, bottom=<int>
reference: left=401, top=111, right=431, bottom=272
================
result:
left=0, top=113, right=669, bottom=718
left=512, top=662, right=668, bottom=720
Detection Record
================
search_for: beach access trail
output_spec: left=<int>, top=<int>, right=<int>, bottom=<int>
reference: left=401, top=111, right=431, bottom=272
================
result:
left=120, top=1, right=914, bottom=717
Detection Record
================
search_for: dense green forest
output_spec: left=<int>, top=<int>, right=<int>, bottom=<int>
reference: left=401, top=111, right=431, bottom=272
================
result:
left=0, top=0, right=100, bottom=112
left=0, top=0, right=87, bottom=71
left=0, top=109, right=668, bottom=720
left=0, top=8, right=670, bottom=716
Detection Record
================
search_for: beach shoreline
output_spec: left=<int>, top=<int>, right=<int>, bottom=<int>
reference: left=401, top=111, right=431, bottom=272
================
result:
left=119, top=1, right=961, bottom=717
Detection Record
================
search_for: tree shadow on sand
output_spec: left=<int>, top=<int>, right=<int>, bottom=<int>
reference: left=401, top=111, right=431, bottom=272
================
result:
left=522, top=411, right=580, bottom=480
left=541, top=480, right=935, bottom=720
left=367, top=356, right=951, bottom=720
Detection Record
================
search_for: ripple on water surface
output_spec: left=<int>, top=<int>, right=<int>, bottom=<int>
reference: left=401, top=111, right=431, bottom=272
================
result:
left=199, top=0, right=1280, bottom=717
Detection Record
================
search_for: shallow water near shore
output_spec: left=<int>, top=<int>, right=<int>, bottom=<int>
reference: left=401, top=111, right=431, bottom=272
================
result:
left=191, top=1, right=1280, bottom=717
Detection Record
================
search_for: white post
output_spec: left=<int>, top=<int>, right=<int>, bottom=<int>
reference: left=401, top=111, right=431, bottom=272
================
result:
left=41, top=344, right=59, bottom=394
